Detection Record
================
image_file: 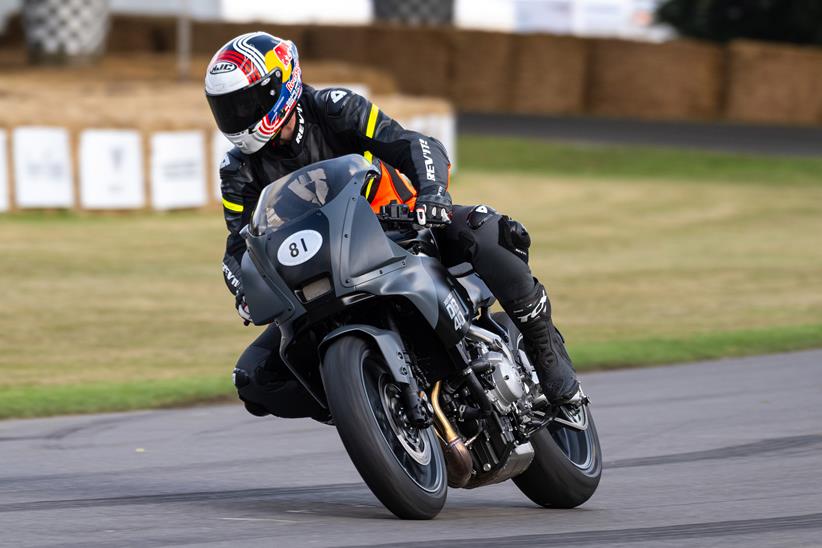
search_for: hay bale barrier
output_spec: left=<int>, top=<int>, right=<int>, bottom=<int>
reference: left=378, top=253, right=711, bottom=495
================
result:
left=587, top=38, right=725, bottom=121
left=302, top=25, right=371, bottom=67
left=85, top=16, right=822, bottom=124
left=365, top=25, right=453, bottom=98
left=510, top=34, right=587, bottom=115
left=725, top=40, right=822, bottom=125
left=450, top=30, right=514, bottom=112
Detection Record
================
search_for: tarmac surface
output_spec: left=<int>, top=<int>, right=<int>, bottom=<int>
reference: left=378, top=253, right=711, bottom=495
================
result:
left=1, top=350, right=821, bottom=547
left=459, top=114, right=822, bottom=156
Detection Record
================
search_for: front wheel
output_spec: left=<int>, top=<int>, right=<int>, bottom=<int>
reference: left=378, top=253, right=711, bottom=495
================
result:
left=321, top=335, right=447, bottom=519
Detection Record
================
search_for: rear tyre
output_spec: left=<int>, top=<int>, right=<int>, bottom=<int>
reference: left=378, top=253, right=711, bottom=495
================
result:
left=322, top=335, right=447, bottom=519
left=513, top=409, right=602, bottom=508
left=491, top=311, right=602, bottom=508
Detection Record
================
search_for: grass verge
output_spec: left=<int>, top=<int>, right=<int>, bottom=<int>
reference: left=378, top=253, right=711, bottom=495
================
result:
left=5, top=323, right=821, bottom=420
left=458, top=135, right=822, bottom=185
left=2, top=137, right=821, bottom=419
left=570, top=323, right=822, bottom=371
left=0, top=377, right=233, bottom=420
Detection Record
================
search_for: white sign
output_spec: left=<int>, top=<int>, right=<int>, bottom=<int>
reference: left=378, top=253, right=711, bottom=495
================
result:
left=79, top=130, right=145, bottom=209
left=13, top=127, right=74, bottom=209
left=0, top=130, right=8, bottom=212
left=455, top=0, right=669, bottom=40
left=220, top=0, right=371, bottom=24
left=211, top=130, right=234, bottom=201
left=150, top=131, right=207, bottom=210
left=111, top=0, right=372, bottom=24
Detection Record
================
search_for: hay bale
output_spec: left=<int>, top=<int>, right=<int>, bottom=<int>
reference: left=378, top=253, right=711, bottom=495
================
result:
left=371, top=94, right=452, bottom=120
left=511, top=34, right=587, bottom=115
left=588, top=38, right=724, bottom=120
left=302, top=25, right=371, bottom=66
left=302, top=61, right=399, bottom=95
left=450, top=30, right=514, bottom=112
left=364, top=25, right=453, bottom=97
left=725, top=40, right=822, bottom=125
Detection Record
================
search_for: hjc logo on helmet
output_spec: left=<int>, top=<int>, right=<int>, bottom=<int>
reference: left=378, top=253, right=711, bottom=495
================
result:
left=210, top=62, right=236, bottom=75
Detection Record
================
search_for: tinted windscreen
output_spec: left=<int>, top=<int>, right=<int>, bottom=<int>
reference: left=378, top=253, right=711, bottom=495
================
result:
left=251, top=156, right=374, bottom=235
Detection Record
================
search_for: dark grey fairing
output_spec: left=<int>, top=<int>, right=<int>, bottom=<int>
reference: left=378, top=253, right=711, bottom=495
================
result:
left=454, top=272, right=496, bottom=312
left=240, top=155, right=472, bottom=399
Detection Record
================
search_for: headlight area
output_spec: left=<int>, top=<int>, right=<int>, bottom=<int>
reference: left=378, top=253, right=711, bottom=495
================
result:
left=295, top=276, right=332, bottom=303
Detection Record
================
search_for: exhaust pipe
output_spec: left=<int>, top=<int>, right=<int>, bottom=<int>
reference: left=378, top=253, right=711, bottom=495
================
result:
left=431, top=381, right=472, bottom=488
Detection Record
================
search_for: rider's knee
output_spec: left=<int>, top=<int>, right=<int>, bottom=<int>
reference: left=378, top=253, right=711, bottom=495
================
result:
left=497, top=215, right=531, bottom=264
left=460, top=205, right=530, bottom=264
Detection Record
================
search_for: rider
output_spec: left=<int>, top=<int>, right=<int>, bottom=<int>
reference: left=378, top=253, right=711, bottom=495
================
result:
left=205, top=32, right=579, bottom=420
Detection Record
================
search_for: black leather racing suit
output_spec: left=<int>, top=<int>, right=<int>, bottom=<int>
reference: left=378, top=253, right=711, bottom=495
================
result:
left=221, top=86, right=571, bottom=419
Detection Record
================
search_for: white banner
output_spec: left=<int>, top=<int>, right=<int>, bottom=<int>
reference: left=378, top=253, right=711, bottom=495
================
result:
left=211, top=131, right=234, bottom=201
left=0, top=130, right=8, bottom=212
left=111, top=0, right=372, bottom=24
left=13, top=127, right=74, bottom=209
left=220, top=0, right=371, bottom=24
left=150, top=131, right=207, bottom=210
left=79, top=130, right=145, bottom=209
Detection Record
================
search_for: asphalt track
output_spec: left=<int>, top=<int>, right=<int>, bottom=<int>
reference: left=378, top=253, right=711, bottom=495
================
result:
left=459, top=114, right=822, bottom=156
left=1, top=350, right=821, bottom=547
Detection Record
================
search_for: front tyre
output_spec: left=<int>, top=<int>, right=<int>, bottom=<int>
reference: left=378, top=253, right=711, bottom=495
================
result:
left=322, top=335, right=447, bottom=519
left=513, top=405, right=602, bottom=508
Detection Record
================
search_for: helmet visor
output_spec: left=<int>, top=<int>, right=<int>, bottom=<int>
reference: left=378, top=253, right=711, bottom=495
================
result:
left=207, top=76, right=281, bottom=134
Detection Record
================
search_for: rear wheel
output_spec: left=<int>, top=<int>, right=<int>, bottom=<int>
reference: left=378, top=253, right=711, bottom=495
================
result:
left=491, top=311, right=602, bottom=508
left=322, top=335, right=447, bottom=519
left=514, top=406, right=602, bottom=508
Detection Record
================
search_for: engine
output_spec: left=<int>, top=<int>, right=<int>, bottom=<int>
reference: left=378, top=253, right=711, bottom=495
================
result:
left=440, top=324, right=540, bottom=488
left=466, top=326, right=539, bottom=417
left=484, top=351, right=526, bottom=413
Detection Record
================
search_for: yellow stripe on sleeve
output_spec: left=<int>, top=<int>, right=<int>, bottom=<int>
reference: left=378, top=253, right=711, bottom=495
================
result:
left=363, top=104, right=380, bottom=162
left=222, top=198, right=244, bottom=212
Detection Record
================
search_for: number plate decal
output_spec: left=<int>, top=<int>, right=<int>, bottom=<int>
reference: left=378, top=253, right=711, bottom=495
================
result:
left=276, top=230, right=323, bottom=266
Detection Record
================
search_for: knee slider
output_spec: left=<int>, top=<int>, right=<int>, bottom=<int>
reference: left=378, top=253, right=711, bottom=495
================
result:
left=498, top=216, right=531, bottom=264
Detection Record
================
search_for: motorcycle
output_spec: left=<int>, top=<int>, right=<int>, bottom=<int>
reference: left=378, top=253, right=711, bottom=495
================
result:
left=239, top=154, right=602, bottom=519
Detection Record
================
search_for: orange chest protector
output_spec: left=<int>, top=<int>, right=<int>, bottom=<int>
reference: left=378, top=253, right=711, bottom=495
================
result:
left=363, top=160, right=417, bottom=213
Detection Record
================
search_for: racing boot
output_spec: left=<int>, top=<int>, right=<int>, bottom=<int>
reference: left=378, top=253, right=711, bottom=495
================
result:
left=504, top=280, right=579, bottom=405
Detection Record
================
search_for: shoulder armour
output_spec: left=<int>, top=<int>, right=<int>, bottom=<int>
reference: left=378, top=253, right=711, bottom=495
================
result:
left=219, top=147, right=248, bottom=176
left=317, top=87, right=357, bottom=117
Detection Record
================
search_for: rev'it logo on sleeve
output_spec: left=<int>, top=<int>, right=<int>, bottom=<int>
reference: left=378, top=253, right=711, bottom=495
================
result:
left=419, top=139, right=436, bottom=181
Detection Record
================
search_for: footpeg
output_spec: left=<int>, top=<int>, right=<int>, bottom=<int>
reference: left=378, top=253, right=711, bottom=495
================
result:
left=552, top=387, right=589, bottom=431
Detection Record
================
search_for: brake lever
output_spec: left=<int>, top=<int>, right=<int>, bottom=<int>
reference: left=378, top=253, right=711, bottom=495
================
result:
left=415, top=207, right=426, bottom=226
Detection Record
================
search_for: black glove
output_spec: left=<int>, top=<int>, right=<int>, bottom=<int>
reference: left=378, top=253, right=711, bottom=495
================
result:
left=415, top=186, right=452, bottom=226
